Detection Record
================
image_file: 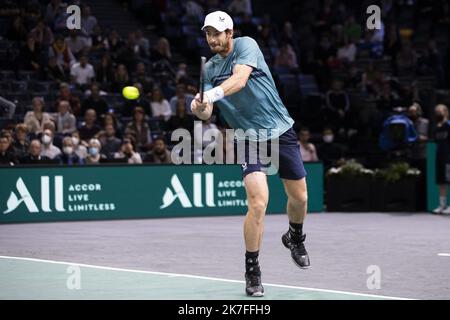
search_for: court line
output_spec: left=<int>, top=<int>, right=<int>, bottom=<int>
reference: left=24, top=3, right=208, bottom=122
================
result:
left=438, top=253, right=450, bottom=257
left=0, top=255, right=413, bottom=300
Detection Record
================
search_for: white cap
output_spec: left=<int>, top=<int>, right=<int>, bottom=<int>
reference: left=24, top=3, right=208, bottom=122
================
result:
left=201, top=11, right=233, bottom=32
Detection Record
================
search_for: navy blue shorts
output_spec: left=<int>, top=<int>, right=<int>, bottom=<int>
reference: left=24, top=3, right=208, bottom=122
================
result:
left=235, top=127, right=307, bottom=180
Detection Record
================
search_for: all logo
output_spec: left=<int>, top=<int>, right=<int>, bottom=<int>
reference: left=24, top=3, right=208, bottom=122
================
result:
left=4, top=176, right=65, bottom=214
left=160, top=173, right=216, bottom=209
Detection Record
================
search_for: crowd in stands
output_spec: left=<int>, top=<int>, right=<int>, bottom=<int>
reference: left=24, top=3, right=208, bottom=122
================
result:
left=1, top=0, right=450, bottom=170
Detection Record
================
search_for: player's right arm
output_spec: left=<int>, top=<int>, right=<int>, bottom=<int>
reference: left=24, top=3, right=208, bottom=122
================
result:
left=191, top=94, right=213, bottom=120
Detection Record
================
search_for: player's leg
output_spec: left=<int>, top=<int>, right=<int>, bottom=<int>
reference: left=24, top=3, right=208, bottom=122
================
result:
left=276, top=127, right=310, bottom=269
left=243, top=171, right=268, bottom=297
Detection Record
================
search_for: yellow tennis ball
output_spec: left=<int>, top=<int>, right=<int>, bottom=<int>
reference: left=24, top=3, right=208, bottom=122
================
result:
left=122, top=86, right=140, bottom=100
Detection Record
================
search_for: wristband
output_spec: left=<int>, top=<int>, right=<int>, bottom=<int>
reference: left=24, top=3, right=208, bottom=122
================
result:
left=204, top=86, right=224, bottom=104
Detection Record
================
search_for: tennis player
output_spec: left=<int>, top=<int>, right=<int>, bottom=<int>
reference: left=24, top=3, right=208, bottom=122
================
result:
left=191, top=11, right=310, bottom=297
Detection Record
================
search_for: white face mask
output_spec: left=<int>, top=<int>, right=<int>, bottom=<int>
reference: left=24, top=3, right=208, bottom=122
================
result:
left=71, top=137, right=79, bottom=146
left=323, top=135, right=334, bottom=143
left=42, top=134, right=52, bottom=145
left=63, top=146, right=74, bottom=155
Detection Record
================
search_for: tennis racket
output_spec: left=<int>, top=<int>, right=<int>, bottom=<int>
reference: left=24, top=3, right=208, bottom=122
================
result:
left=199, top=56, right=206, bottom=103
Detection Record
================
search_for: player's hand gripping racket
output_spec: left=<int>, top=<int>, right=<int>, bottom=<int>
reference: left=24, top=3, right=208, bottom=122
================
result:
left=199, top=56, right=206, bottom=104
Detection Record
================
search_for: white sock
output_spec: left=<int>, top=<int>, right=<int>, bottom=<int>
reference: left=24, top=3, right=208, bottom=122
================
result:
left=440, top=196, right=447, bottom=208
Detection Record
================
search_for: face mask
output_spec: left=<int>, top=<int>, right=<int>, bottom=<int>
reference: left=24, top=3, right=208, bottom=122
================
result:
left=323, top=135, right=334, bottom=143
left=63, top=146, right=74, bottom=155
left=89, top=147, right=99, bottom=156
left=71, top=137, right=79, bottom=146
left=42, top=134, right=51, bottom=145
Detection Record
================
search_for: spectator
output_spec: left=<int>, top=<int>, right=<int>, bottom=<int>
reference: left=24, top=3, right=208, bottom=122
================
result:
left=114, top=137, right=142, bottom=164
left=274, top=42, right=299, bottom=71
left=48, top=35, right=76, bottom=73
left=0, top=96, right=16, bottom=119
left=85, top=138, right=105, bottom=164
left=432, top=104, right=450, bottom=214
left=238, top=13, right=258, bottom=39
left=112, top=64, right=131, bottom=93
left=5, top=16, right=28, bottom=42
left=361, top=62, right=384, bottom=96
left=337, top=38, right=357, bottom=64
left=0, top=134, right=17, bottom=166
left=168, top=99, right=194, bottom=131
left=29, top=18, right=54, bottom=48
left=90, top=25, right=107, bottom=51
left=24, top=97, right=53, bottom=136
left=13, top=123, right=30, bottom=160
left=121, top=82, right=152, bottom=117
left=298, top=128, right=318, bottom=162
left=100, top=124, right=122, bottom=159
left=40, top=128, right=62, bottom=160
left=80, top=5, right=97, bottom=36
left=65, top=29, right=91, bottom=58
left=151, top=37, right=172, bottom=62
left=125, top=107, right=152, bottom=152
left=55, top=82, right=81, bottom=115
left=19, top=139, right=51, bottom=165
left=104, top=29, right=123, bottom=56
left=54, top=100, right=76, bottom=135
left=396, top=40, right=417, bottom=76
left=169, top=83, right=194, bottom=114
left=60, top=136, right=84, bottom=165
left=257, top=25, right=278, bottom=49
left=317, top=127, right=345, bottom=170
left=133, top=62, right=154, bottom=94
left=144, top=136, right=172, bottom=164
left=104, top=112, right=123, bottom=138
left=18, top=35, right=41, bottom=71
left=228, top=0, right=252, bottom=16
left=70, top=55, right=95, bottom=89
left=325, top=80, right=351, bottom=135
left=71, top=131, right=87, bottom=161
left=79, top=109, right=101, bottom=142
left=81, top=83, right=109, bottom=116
left=150, top=87, right=172, bottom=121
left=135, top=29, right=150, bottom=57
left=45, top=55, right=66, bottom=83
left=384, top=24, right=401, bottom=75
left=45, top=0, right=67, bottom=30
left=116, top=32, right=143, bottom=71
left=42, top=121, right=62, bottom=149
left=95, top=54, right=115, bottom=87
left=408, top=102, right=429, bottom=162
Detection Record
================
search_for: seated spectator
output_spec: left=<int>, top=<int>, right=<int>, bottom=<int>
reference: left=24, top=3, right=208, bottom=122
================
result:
left=5, top=16, right=28, bottom=42
left=100, top=124, right=122, bottom=159
left=19, top=139, right=51, bottom=165
left=95, top=54, right=115, bottom=86
left=48, top=35, right=76, bottom=73
left=125, top=107, right=152, bottom=152
left=274, top=42, right=299, bottom=71
left=298, top=128, right=318, bottom=162
left=59, top=136, right=84, bottom=165
left=112, top=64, right=131, bottom=93
left=18, top=35, right=42, bottom=71
left=169, top=83, right=194, bottom=114
left=376, top=81, right=400, bottom=119
left=337, top=38, right=357, bottom=64
left=114, top=138, right=142, bottom=164
left=86, top=138, right=105, bottom=164
left=132, top=62, right=154, bottom=94
left=24, top=97, right=53, bottom=137
left=135, top=29, right=150, bottom=57
left=361, top=62, right=384, bottom=96
left=116, top=32, right=143, bottom=71
left=396, top=40, right=417, bottom=75
left=70, top=55, right=95, bottom=90
left=81, top=83, right=108, bottom=116
left=150, top=37, right=172, bottom=62
left=79, top=109, right=101, bottom=142
left=175, top=63, right=188, bottom=83
left=144, top=136, right=172, bottom=164
left=228, top=0, right=252, bottom=16
left=55, top=82, right=81, bottom=115
left=13, top=123, right=30, bottom=160
left=150, top=87, right=172, bottom=121
left=121, top=83, right=152, bottom=117
left=90, top=25, right=107, bottom=51
left=80, top=5, right=97, bottom=37
left=104, top=112, right=123, bottom=138
left=168, top=99, right=194, bottom=131
left=343, top=15, right=362, bottom=43
left=71, top=131, right=87, bottom=161
left=104, top=29, right=123, bottom=56
left=54, top=100, right=77, bottom=135
left=0, top=96, right=16, bottom=119
left=325, top=80, right=351, bottom=135
left=0, top=134, right=17, bottom=166
left=42, top=121, right=62, bottom=150
left=65, top=29, right=91, bottom=58
left=317, top=128, right=345, bottom=170
left=40, top=129, right=62, bottom=160
left=45, top=0, right=67, bottom=31
left=29, top=18, right=54, bottom=48
left=45, top=55, right=67, bottom=83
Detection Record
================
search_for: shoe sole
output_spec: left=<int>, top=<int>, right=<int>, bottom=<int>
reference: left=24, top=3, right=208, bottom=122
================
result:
left=282, top=235, right=310, bottom=270
left=246, top=291, right=264, bottom=297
